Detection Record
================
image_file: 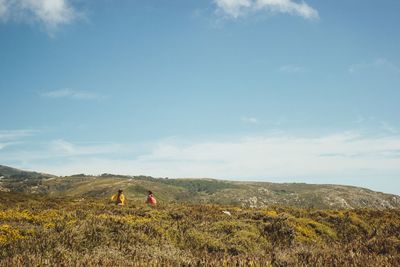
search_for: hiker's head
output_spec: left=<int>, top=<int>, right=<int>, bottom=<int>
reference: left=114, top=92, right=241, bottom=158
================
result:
left=148, top=190, right=153, bottom=195
left=118, top=189, right=123, bottom=194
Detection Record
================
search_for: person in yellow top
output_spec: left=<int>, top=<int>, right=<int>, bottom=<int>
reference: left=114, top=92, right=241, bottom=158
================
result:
left=111, top=189, right=125, bottom=206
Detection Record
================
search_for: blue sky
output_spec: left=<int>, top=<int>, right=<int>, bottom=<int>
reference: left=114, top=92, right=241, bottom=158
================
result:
left=1, top=0, right=400, bottom=194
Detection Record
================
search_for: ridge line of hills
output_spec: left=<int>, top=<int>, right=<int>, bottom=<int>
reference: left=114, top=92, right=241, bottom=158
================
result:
left=1, top=164, right=399, bottom=209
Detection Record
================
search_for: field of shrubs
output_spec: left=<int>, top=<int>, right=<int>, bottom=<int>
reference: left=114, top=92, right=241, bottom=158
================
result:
left=0, top=192, right=399, bottom=266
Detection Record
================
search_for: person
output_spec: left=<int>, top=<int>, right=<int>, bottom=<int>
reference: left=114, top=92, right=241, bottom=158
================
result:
left=111, top=189, right=125, bottom=206
left=146, top=190, right=157, bottom=206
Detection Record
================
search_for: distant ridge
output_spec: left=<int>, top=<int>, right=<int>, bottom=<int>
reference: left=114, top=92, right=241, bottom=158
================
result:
left=0, top=165, right=399, bottom=209
left=0, top=165, right=54, bottom=179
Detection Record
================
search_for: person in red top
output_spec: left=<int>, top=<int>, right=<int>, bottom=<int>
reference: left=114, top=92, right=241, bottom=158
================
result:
left=146, top=190, right=157, bottom=206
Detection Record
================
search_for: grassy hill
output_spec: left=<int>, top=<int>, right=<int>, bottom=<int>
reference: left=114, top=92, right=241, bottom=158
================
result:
left=1, top=165, right=400, bottom=266
left=0, top=193, right=399, bottom=266
left=1, top=165, right=399, bottom=209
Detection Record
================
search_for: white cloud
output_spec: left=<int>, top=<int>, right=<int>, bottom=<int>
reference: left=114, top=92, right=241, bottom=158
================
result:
left=40, top=88, right=106, bottom=100
left=0, top=139, right=129, bottom=166
left=214, top=0, right=252, bottom=18
left=2, top=131, right=399, bottom=183
left=0, top=141, right=23, bottom=150
left=0, top=0, right=8, bottom=17
left=349, top=58, right=400, bottom=74
left=352, top=116, right=399, bottom=135
left=132, top=132, right=400, bottom=178
left=49, top=139, right=125, bottom=157
left=241, top=116, right=260, bottom=124
left=0, top=129, right=37, bottom=151
left=380, top=121, right=398, bottom=134
left=0, top=129, right=37, bottom=141
left=2, top=130, right=400, bottom=194
left=0, top=143, right=8, bottom=150
left=279, top=64, right=305, bottom=73
left=0, top=0, right=79, bottom=32
left=214, top=0, right=319, bottom=20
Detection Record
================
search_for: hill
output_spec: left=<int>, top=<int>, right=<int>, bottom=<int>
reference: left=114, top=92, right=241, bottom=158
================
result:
left=1, top=165, right=400, bottom=266
left=0, top=165, right=54, bottom=194
left=0, top=165, right=53, bottom=179
left=0, top=165, right=399, bottom=209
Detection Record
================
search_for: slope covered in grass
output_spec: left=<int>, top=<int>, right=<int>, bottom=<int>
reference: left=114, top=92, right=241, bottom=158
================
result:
left=0, top=193, right=399, bottom=266
left=1, top=166, right=400, bottom=209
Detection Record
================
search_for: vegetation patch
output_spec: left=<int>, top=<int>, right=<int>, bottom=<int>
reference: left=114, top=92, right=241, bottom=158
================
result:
left=0, top=193, right=399, bottom=266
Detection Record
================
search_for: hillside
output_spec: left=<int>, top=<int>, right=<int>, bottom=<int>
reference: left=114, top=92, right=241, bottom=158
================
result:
left=0, top=165, right=53, bottom=179
left=1, top=166, right=400, bottom=266
left=0, top=165, right=399, bottom=209
left=0, top=193, right=399, bottom=266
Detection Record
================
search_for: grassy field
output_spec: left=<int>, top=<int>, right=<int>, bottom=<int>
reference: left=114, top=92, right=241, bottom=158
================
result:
left=2, top=170, right=400, bottom=209
left=0, top=192, right=399, bottom=266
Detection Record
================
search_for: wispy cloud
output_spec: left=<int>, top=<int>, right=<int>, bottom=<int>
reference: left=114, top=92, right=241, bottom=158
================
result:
left=2, top=127, right=400, bottom=193
left=0, top=129, right=37, bottom=151
left=0, top=139, right=129, bottom=164
left=241, top=116, right=260, bottom=124
left=0, top=0, right=80, bottom=33
left=0, top=129, right=37, bottom=141
left=49, top=139, right=125, bottom=157
left=352, top=116, right=399, bottom=135
left=380, top=121, right=398, bottom=134
left=279, top=64, right=305, bottom=73
left=2, top=131, right=400, bottom=182
left=40, top=89, right=106, bottom=100
left=214, top=0, right=319, bottom=20
left=349, top=58, right=400, bottom=74
left=0, top=1, right=7, bottom=17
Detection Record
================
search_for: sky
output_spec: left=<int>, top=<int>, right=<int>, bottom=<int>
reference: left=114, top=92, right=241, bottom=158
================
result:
left=0, top=0, right=400, bottom=194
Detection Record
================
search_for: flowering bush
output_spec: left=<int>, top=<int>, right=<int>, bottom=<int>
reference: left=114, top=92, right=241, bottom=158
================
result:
left=0, top=193, right=399, bottom=266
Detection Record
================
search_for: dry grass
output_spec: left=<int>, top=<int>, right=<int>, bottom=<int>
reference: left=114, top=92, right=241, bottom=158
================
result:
left=0, top=193, right=399, bottom=266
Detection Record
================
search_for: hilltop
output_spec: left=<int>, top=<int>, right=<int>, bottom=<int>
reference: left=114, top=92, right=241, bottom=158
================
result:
left=1, top=165, right=399, bottom=209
